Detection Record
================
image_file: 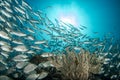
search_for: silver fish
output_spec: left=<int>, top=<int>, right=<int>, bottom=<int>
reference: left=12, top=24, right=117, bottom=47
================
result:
left=117, top=62, right=120, bottom=68
left=13, top=45, right=28, bottom=52
left=4, top=6, right=13, bottom=13
left=110, top=75, right=117, bottom=79
left=1, top=9, right=12, bottom=18
left=10, top=31, right=26, bottom=37
left=108, top=44, right=112, bottom=51
left=1, top=52, right=9, bottom=58
left=27, top=50, right=35, bottom=54
left=0, top=75, right=12, bottom=80
left=80, top=24, right=87, bottom=29
left=27, top=28, right=35, bottom=33
left=0, top=41, right=9, bottom=46
left=30, top=46, right=41, bottom=50
left=6, top=22, right=12, bottom=28
left=0, top=44, right=11, bottom=52
left=3, top=1, right=11, bottom=7
left=13, top=54, right=29, bottom=62
left=0, top=31, right=11, bottom=40
left=24, top=63, right=37, bottom=74
left=16, top=62, right=29, bottom=69
left=14, top=6, right=25, bottom=14
left=37, top=72, right=48, bottom=80
left=26, top=73, right=39, bottom=80
left=22, top=1, right=32, bottom=10
left=26, top=36, right=35, bottom=40
left=0, top=16, right=6, bottom=22
left=12, top=40, right=23, bottom=44
left=35, top=40, right=46, bottom=44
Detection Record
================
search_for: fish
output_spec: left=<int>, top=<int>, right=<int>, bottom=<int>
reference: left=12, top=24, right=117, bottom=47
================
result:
left=110, top=75, right=117, bottom=79
left=0, top=41, right=9, bottom=46
left=41, top=53, right=55, bottom=57
left=0, top=16, right=6, bottom=22
left=13, top=45, right=28, bottom=52
left=16, top=62, right=29, bottom=69
left=27, top=28, right=35, bottom=33
left=12, top=40, right=24, bottom=44
left=14, top=6, right=25, bottom=14
left=13, top=54, right=29, bottom=62
left=6, top=22, right=12, bottom=28
left=83, top=41, right=92, bottom=44
left=37, top=71, right=48, bottom=79
left=25, top=35, right=35, bottom=40
left=34, top=40, right=46, bottom=44
left=26, top=73, right=39, bottom=80
left=4, top=6, right=13, bottom=13
left=117, top=62, right=120, bottom=68
left=10, top=31, right=26, bottom=37
left=22, top=1, right=32, bottom=10
left=0, top=31, right=11, bottom=40
left=30, top=19, right=40, bottom=24
left=104, top=58, right=111, bottom=62
left=0, top=0, right=120, bottom=80
left=0, top=75, right=12, bottom=80
left=80, top=24, right=87, bottom=29
left=108, top=44, right=113, bottom=51
left=1, top=52, right=9, bottom=58
left=1, top=45, right=12, bottom=52
left=1, top=9, right=12, bottom=18
left=24, top=63, right=37, bottom=74
left=27, top=50, right=35, bottom=53
left=30, top=46, right=41, bottom=50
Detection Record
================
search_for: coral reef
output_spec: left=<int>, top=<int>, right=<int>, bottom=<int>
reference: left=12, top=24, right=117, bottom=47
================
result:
left=50, top=47, right=104, bottom=80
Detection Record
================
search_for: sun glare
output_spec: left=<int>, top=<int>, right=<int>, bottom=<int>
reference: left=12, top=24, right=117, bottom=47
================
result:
left=60, top=16, right=77, bottom=26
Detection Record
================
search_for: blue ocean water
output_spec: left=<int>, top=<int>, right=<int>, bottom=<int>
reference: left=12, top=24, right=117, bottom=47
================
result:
left=26, top=0, right=120, bottom=38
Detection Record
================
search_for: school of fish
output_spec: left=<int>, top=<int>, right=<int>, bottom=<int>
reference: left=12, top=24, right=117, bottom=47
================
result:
left=0, top=0, right=120, bottom=80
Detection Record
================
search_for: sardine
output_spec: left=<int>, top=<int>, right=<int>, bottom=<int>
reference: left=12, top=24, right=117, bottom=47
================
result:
left=12, top=40, right=23, bottom=44
left=14, top=6, right=25, bottom=14
left=1, top=9, right=12, bottom=18
left=16, top=62, right=29, bottom=69
left=26, top=74, right=39, bottom=80
left=13, top=45, right=28, bottom=52
left=37, top=72, right=48, bottom=80
left=4, top=6, right=13, bottom=13
left=13, top=54, right=29, bottom=62
left=0, top=31, right=11, bottom=40
left=0, top=41, right=8, bottom=46
left=35, top=40, right=46, bottom=44
left=1, top=45, right=11, bottom=52
left=0, top=16, right=6, bottom=22
left=24, top=63, right=37, bottom=74
left=10, top=31, right=26, bottom=37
